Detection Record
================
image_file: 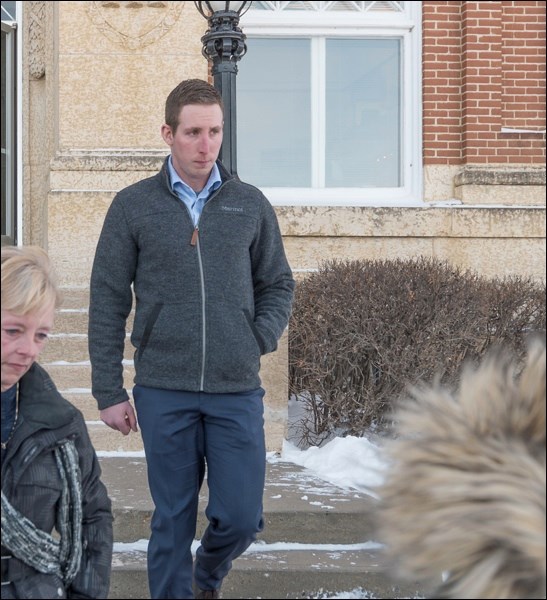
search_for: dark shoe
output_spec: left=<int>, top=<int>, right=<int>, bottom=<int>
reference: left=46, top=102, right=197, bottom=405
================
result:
left=192, top=559, right=222, bottom=599
left=194, top=589, right=221, bottom=599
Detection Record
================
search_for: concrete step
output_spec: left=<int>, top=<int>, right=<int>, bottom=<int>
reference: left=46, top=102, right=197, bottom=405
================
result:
left=99, top=457, right=378, bottom=545
left=100, top=457, right=423, bottom=600
left=58, top=287, right=90, bottom=309
left=40, top=361, right=135, bottom=392
left=53, top=308, right=135, bottom=336
left=49, top=292, right=142, bottom=454
left=53, top=309, right=90, bottom=336
left=41, top=333, right=134, bottom=363
left=62, top=390, right=102, bottom=421
left=43, top=288, right=133, bottom=392
left=62, top=389, right=132, bottom=418
left=43, top=289, right=141, bottom=453
left=54, top=289, right=134, bottom=333
left=88, top=423, right=145, bottom=452
left=109, top=547, right=422, bottom=599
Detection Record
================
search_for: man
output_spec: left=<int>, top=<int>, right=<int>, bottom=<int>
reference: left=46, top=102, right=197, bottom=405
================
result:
left=88, top=78, right=295, bottom=599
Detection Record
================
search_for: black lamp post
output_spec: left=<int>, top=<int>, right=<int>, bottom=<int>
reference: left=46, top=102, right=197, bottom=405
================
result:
left=194, top=1, right=253, bottom=177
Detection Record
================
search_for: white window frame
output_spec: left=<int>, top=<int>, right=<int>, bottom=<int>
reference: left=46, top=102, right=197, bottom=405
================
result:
left=1, top=0, right=23, bottom=245
left=240, top=1, right=423, bottom=206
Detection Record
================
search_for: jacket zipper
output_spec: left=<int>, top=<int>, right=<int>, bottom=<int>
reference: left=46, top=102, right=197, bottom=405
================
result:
left=195, top=231, right=207, bottom=391
left=188, top=221, right=205, bottom=389
left=185, top=181, right=229, bottom=391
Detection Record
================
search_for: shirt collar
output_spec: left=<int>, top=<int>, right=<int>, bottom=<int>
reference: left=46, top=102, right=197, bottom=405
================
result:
left=168, top=156, right=222, bottom=197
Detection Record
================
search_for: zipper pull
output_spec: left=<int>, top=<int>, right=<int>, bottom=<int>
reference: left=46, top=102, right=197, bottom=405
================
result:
left=190, top=227, right=199, bottom=246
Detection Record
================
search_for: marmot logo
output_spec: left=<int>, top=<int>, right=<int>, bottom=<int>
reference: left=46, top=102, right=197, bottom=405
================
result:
left=221, top=206, right=244, bottom=212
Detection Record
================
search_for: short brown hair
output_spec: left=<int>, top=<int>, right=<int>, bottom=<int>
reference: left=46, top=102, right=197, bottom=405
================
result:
left=165, top=78, right=224, bottom=133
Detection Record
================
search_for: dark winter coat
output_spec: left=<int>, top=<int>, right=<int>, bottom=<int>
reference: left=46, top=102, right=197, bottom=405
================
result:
left=88, top=158, right=295, bottom=409
left=0, top=363, right=113, bottom=599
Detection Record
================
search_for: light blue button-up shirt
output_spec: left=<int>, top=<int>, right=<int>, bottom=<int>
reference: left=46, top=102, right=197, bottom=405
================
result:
left=167, top=156, right=222, bottom=226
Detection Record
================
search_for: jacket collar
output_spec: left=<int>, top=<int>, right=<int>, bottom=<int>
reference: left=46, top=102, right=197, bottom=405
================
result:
left=18, top=363, right=74, bottom=430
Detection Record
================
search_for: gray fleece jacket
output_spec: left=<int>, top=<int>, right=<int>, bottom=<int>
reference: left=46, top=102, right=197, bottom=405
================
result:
left=88, top=158, right=295, bottom=409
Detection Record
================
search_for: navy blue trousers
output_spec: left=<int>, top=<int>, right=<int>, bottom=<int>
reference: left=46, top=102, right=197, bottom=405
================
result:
left=133, top=385, right=266, bottom=599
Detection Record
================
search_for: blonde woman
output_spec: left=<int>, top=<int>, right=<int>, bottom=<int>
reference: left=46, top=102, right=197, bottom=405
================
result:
left=1, top=245, right=113, bottom=599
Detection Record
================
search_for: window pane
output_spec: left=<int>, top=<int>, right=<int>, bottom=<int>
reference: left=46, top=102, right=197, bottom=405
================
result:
left=1, top=29, right=6, bottom=151
left=326, top=38, right=401, bottom=187
left=1, top=23, right=15, bottom=243
left=237, top=38, right=311, bottom=187
left=1, top=1, right=16, bottom=21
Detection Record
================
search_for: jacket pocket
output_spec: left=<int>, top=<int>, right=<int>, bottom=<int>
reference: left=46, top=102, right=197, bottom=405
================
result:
left=205, top=302, right=261, bottom=386
left=13, top=572, right=66, bottom=599
left=135, top=302, right=163, bottom=361
left=68, top=527, right=112, bottom=600
left=132, top=301, right=202, bottom=381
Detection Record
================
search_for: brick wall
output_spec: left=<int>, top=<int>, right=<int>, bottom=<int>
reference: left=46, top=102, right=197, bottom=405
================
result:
left=422, top=1, right=546, bottom=165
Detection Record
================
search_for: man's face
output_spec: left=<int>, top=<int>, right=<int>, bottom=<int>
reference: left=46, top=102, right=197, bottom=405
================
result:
left=161, top=103, right=224, bottom=192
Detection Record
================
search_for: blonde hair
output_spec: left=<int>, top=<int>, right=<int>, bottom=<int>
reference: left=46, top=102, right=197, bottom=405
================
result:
left=1, top=245, right=62, bottom=315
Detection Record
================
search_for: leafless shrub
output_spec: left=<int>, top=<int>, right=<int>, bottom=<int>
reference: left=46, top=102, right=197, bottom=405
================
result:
left=288, top=257, right=546, bottom=447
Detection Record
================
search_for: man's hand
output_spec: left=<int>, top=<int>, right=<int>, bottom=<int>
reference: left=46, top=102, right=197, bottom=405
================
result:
left=100, top=401, right=138, bottom=435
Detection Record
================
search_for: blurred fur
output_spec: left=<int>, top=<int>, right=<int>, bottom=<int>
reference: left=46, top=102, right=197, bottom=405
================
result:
left=376, top=338, right=546, bottom=599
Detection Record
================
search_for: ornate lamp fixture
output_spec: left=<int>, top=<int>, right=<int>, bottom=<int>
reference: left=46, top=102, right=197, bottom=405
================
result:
left=194, top=1, right=253, bottom=176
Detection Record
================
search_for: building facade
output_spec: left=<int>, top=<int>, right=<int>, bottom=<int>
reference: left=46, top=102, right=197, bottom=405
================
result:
left=1, top=1, right=545, bottom=450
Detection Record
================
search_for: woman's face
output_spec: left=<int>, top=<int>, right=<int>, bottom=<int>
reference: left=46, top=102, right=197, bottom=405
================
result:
left=1, top=304, right=55, bottom=392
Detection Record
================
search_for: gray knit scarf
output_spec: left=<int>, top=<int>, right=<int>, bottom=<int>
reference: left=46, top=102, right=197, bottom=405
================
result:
left=1, top=439, right=83, bottom=586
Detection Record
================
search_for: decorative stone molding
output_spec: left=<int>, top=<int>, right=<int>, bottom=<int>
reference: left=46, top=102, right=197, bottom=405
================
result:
left=454, top=165, right=546, bottom=187
left=454, top=165, right=546, bottom=205
left=50, top=150, right=166, bottom=172
left=88, top=0, right=185, bottom=50
left=28, top=1, right=46, bottom=79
